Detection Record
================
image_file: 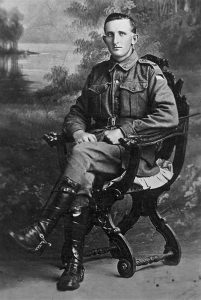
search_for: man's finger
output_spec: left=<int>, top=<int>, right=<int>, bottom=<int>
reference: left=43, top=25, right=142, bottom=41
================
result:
left=92, top=135, right=97, bottom=142
left=88, top=136, right=96, bottom=142
left=87, top=134, right=97, bottom=142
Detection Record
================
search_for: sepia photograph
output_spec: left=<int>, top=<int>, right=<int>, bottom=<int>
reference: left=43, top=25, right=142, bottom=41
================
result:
left=0, top=0, right=201, bottom=299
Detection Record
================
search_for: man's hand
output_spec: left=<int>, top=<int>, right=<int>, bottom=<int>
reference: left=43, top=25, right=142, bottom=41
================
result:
left=73, top=130, right=97, bottom=143
left=104, top=128, right=124, bottom=144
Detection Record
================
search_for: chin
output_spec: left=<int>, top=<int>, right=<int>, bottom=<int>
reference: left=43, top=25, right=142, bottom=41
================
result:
left=112, top=54, right=126, bottom=61
left=112, top=51, right=124, bottom=58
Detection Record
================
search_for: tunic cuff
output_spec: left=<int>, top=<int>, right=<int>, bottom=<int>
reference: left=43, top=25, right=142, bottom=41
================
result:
left=120, top=123, right=138, bottom=138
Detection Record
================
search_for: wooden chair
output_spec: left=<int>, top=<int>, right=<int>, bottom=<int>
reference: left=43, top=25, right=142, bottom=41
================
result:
left=43, top=55, right=189, bottom=278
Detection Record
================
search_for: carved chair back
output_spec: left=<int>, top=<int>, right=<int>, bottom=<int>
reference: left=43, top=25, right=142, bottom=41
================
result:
left=142, top=54, right=189, bottom=189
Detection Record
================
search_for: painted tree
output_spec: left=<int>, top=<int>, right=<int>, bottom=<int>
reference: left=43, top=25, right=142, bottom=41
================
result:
left=7, top=8, right=24, bottom=50
left=0, top=7, right=23, bottom=51
left=0, top=8, right=8, bottom=49
left=129, top=0, right=201, bottom=66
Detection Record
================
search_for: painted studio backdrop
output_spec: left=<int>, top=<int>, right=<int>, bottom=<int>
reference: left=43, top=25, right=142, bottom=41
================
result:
left=0, top=0, right=201, bottom=268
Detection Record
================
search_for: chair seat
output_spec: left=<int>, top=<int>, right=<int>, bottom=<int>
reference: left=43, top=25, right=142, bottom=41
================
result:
left=103, top=159, right=173, bottom=191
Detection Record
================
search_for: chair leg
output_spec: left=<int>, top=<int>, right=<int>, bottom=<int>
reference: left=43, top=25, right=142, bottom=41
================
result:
left=110, top=233, right=136, bottom=278
left=147, top=198, right=181, bottom=265
left=117, top=196, right=141, bottom=235
left=94, top=208, right=136, bottom=278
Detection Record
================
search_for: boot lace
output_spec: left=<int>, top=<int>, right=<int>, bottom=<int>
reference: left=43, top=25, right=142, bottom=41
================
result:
left=34, top=233, right=52, bottom=251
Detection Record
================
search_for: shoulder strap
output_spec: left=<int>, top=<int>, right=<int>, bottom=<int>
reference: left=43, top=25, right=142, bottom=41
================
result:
left=138, top=58, right=164, bottom=76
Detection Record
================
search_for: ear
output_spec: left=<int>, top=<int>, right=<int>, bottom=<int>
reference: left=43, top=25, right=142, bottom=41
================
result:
left=131, top=34, right=138, bottom=46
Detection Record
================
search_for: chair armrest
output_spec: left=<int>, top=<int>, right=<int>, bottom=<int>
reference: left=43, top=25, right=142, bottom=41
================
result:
left=120, top=113, right=199, bottom=148
left=120, top=122, right=185, bottom=148
left=43, top=132, right=73, bottom=147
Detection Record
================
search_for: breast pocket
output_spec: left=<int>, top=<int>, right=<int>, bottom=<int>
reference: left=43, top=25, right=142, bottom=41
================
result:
left=87, top=83, right=110, bottom=117
left=120, top=81, right=148, bottom=117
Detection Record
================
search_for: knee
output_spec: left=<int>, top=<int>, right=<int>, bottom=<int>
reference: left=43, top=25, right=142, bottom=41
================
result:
left=71, top=143, right=88, bottom=157
left=70, top=143, right=93, bottom=164
left=68, top=143, right=92, bottom=171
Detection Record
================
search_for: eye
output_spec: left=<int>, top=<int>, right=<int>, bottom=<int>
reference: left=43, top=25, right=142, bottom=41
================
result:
left=106, top=32, right=113, bottom=37
left=119, top=32, right=126, bottom=36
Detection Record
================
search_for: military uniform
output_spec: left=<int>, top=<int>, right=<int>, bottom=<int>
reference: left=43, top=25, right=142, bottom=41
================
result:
left=62, top=50, right=178, bottom=196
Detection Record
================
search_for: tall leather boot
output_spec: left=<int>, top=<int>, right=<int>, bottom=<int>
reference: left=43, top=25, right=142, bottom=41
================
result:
left=8, top=176, right=80, bottom=254
left=60, top=213, right=73, bottom=267
left=57, top=205, right=91, bottom=291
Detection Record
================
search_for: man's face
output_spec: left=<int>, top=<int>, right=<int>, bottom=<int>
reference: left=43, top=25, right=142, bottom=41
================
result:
left=103, top=19, right=137, bottom=62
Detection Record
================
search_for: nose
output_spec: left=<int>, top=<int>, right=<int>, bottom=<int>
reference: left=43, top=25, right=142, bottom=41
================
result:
left=113, top=34, right=120, bottom=45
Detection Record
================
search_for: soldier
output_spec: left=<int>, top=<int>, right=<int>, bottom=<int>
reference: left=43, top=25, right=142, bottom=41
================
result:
left=9, top=13, right=178, bottom=291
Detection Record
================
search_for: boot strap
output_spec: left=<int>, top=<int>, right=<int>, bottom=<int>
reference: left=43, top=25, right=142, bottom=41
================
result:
left=53, top=187, right=77, bottom=195
left=62, top=176, right=80, bottom=190
left=34, top=233, right=52, bottom=251
left=51, top=176, right=80, bottom=195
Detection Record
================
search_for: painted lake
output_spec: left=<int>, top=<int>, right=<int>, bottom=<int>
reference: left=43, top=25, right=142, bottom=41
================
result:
left=0, top=42, right=81, bottom=96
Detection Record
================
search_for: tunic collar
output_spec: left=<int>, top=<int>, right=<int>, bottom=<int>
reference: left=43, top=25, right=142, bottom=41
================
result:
left=108, top=50, right=139, bottom=72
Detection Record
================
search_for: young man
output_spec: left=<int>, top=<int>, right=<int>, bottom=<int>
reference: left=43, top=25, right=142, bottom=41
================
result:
left=9, top=13, right=178, bottom=291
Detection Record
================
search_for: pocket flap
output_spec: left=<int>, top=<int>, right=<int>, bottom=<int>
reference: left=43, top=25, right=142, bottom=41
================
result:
left=120, top=81, right=148, bottom=93
left=88, top=83, right=110, bottom=94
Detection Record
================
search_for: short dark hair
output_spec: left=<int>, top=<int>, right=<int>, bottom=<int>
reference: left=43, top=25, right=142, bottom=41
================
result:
left=104, top=13, right=137, bottom=34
